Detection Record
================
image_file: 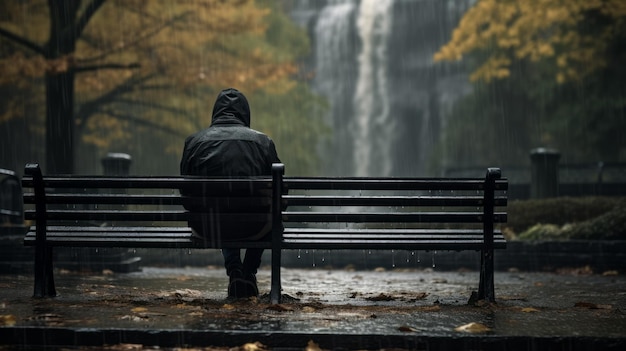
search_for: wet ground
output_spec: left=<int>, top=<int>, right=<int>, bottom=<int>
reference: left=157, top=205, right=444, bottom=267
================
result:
left=1, top=264, right=626, bottom=350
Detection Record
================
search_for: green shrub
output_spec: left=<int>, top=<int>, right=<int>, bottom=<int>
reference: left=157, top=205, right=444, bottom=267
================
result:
left=505, top=197, right=626, bottom=241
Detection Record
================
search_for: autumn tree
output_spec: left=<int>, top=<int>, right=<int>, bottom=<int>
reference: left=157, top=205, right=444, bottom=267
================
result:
left=433, top=0, right=626, bottom=166
left=0, top=0, right=325, bottom=174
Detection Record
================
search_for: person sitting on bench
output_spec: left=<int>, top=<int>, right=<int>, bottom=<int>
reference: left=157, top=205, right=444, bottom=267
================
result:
left=180, top=88, right=281, bottom=298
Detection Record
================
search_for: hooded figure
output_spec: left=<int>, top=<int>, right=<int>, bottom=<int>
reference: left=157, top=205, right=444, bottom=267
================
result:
left=181, top=88, right=280, bottom=177
left=180, top=88, right=281, bottom=298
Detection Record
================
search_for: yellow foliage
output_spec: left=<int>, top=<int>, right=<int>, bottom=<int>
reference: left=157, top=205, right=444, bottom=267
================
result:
left=434, top=0, right=626, bottom=83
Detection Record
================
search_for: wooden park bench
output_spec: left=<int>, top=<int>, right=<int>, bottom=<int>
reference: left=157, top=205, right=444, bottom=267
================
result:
left=22, top=163, right=507, bottom=304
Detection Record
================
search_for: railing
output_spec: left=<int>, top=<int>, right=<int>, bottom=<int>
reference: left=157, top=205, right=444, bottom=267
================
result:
left=443, top=162, right=626, bottom=199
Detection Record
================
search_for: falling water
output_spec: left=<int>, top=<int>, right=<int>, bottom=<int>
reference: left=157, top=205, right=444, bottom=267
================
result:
left=313, top=0, right=359, bottom=176
left=297, top=0, right=474, bottom=176
left=354, top=0, right=394, bottom=176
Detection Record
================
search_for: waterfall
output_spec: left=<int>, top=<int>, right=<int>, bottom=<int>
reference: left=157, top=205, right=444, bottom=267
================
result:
left=302, top=0, right=472, bottom=177
left=353, top=0, right=394, bottom=176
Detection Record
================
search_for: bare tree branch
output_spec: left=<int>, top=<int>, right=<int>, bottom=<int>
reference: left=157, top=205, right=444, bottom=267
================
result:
left=114, top=98, right=193, bottom=118
left=100, top=109, right=188, bottom=138
left=0, top=27, right=46, bottom=55
left=74, top=0, right=107, bottom=41
left=78, top=11, right=193, bottom=64
left=76, top=74, right=156, bottom=123
left=75, top=62, right=140, bottom=73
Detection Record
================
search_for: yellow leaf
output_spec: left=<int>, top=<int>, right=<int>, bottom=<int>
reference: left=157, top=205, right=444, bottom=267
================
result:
left=0, top=315, right=17, bottom=326
left=305, top=340, right=323, bottom=351
left=454, top=322, right=492, bottom=333
left=242, top=342, right=267, bottom=351
left=521, top=307, right=540, bottom=313
left=131, top=307, right=148, bottom=313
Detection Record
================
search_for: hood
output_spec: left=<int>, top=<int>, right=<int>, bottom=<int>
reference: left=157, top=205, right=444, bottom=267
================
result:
left=210, top=88, right=251, bottom=127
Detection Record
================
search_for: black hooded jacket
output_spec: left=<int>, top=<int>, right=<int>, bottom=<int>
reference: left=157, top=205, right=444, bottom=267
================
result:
left=180, top=88, right=280, bottom=177
left=180, top=88, right=280, bottom=242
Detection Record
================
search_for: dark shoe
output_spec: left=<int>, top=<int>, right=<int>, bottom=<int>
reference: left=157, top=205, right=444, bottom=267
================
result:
left=244, top=272, right=259, bottom=297
left=228, top=269, right=257, bottom=298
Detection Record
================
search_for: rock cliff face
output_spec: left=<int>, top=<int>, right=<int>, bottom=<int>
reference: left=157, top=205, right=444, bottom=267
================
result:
left=291, top=0, right=474, bottom=176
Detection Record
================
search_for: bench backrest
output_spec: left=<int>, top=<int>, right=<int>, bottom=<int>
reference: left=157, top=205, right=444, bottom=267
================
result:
left=22, top=163, right=284, bottom=246
left=280, top=168, right=508, bottom=250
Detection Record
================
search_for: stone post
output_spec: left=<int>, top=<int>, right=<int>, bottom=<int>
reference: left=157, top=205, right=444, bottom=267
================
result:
left=101, top=152, right=132, bottom=176
left=530, top=148, right=560, bottom=198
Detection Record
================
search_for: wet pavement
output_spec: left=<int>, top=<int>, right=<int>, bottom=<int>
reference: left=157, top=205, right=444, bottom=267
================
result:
left=1, top=264, right=626, bottom=350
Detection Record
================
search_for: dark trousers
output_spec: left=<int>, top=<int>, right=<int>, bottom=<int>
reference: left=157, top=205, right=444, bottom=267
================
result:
left=222, top=248, right=264, bottom=276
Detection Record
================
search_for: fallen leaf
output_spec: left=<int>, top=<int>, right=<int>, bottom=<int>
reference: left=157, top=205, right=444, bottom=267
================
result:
left=222, top=304, right=235, bottom=310
left=102, top=269, right=114, bottom=275
left=410, top=292, right=428, bottom=301
left=365, top=293, right=395, bottom=301
left=454, top=322, right=491, bottom=333
left=302, top=306, right=316, bottom=313
left=0, top=315, right=16, bottom=326
left=131, top=307, right=148, bottom=313
left=174, top=289, right=203, bottom=299
left=602, top=270, right=619, bottom=276
left=420, top=305, right=441, bottom=312
left=521, top=307, right=540, bottom=313
left=305, top=340, right=323, bottom=351
left=120, top=315, right=148, bottom=322
left=107, top=344, right=144, bottom=350
left=574, top=302, right=612, bottom=310
left=266, top=304, right=294, bottom=312
left=242, top=341, right=267, bottom=351
left=398, top=325, right=419, bottom=332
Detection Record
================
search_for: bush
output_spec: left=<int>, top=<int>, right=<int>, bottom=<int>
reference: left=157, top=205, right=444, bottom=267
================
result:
left=505, top=197, right=626, bottom=241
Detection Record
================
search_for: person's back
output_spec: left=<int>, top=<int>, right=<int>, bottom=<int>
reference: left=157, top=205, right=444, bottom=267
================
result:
left=180, top=88, right=280, bottom=298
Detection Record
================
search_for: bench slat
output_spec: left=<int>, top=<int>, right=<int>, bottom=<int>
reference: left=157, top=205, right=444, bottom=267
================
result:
left=281, top=239, right=506, bottom=250
left=284, top=195, right=507, bottom=207
left=24, top=210, right=270, bottom=222
left=24, top=228, right=271, bottom=249
left=283, top=211, right=507, bottom=223
left=285, top=178, right=508, bottom=191
left=22, top=176, right=272, bottom=191
left=23, top=194, right=271, bottom=207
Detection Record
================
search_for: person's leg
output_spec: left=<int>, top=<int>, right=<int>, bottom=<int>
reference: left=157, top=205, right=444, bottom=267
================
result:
left=242, top=248, right=264, bottom=275
left=222, top=248, right=259, bottom=298
left=241, top=248, right=264, bottom=297
left=221, top=248, right=243, bottom=275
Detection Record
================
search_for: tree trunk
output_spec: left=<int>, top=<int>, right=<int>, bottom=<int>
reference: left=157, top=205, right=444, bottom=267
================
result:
left=44, top=0, right=80, bottom=174
left=45, top=70, right=75, bottom=174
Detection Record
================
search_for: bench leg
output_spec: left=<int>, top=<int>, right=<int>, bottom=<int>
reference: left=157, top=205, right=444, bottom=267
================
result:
left=270, top=248, right=281, bottom=304
left=33, top=244, right=56, bottom=298
left=478, top=248, right=495, bottom=303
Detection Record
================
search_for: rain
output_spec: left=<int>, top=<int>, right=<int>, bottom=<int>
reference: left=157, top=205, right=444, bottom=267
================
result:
left=1, top=0, right=626, bottom=350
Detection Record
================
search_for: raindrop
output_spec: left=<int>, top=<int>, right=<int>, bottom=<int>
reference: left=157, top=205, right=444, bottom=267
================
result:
left=297, top=249, right=302, bottom=259
left=187, top=249, right=192, bottom=255
left=391, top=249, right=395, bottom=268
left=95, top=248, right=99, bottom=253
left=432, top=250, right=437, bottom=268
